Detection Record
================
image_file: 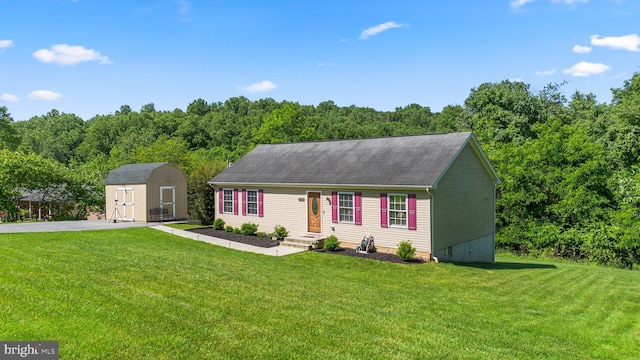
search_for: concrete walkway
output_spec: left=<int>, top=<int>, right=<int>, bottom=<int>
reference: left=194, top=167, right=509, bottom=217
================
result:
left=152, top=225, right=305, bottom=257
left=0, top=220, right=305, bottom=257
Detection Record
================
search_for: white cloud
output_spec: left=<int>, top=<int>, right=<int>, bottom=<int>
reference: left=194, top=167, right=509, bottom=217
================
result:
left=510, top=0, right=536, bottom=9
left=240, top=81, right=277, bottom=93
left=33, top=44, right=111, bottom=65
left=512, top=0, right=586, bottom=9
left=1, top=93, right=19, bottom=102
left=177, top=0, right=191, bottom=14
left=360, top=22, right=406, bottom=40
left=552, top=0, right=588, bottom=4
left=562, top=61, right=611, bottom=77
left=27, top=90, right=63, bottom=101
left=572, top=45, right=592, bottom=53
left=535, top=69, right=556, bottom=76
left=0, top=40, right=13, bottom=49
left=590, top=34, right=640, bottom=52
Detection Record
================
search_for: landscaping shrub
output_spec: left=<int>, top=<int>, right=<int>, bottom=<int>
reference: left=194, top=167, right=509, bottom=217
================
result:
left=241, top=223, right=258, bottom=235
left=256, top=232, right=267, bottom=238
left=272, top=225, right=289, bottom=240
left=324, top=235, right=340, bottom=251
left=397, top=240, right=416, bottom=261
left=233, top=227, right=242, bottom=234
left=213, top=218, right=225, bottom=230
left=225, top=225, right=234, bottom=232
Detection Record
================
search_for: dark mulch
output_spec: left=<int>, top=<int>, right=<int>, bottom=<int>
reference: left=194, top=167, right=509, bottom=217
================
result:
left=186, top=227, right=424, bottom=264
left=314, top=248, right=425, bottom=265
left=186, top=227, right=281, bottom=248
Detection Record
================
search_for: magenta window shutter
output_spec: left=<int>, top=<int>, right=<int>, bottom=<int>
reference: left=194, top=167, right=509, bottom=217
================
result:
left=258, top=189, right=264, bottom=217
left=242, top=189, right=247, bottom=216
left=218, top=189, right=224, bottom=214
left=380, top=193, right=388, bottom=228
left=233, top=188, right=239, bottom=215
left=331, top=192, right=338, bottom=223
left=408, top=194, right=417, bottom=230
left=355, top=192, right=362, bottom=225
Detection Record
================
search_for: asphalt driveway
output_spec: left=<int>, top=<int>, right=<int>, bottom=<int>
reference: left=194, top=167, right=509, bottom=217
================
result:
left=0, top=220, right=152, bottom=233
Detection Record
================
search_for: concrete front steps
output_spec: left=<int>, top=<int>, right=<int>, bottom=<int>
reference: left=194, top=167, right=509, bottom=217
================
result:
left=280, top=234, right=326, bottom=250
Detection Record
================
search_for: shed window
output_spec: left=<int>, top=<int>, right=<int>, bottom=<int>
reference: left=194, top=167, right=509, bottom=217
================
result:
left=246, top=189, right=258, bottom=215
left=338, top=192, right=354, bottom=223
left=223, top=189, right=234, bottom=214
left=388, top=194, right=407, bottom=228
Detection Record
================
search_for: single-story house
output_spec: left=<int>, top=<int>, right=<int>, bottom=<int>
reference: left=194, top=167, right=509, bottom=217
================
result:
left=17, top=186, right=72, bottom=221
left=105, top=162, right=188, bottom=222
left=209, top=132, right=500, bottom=262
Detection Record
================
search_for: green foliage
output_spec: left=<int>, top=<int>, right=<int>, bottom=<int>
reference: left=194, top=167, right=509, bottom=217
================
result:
left=324, top=235, right=340, bottom=251
left=188, top=158, right=225, bottom=225
left=213, top=218, right=225, bottom=230
left=256, top=231, right=267, bottom=238
left=5, top=73, right=640, bottom=267
left=0, top=106, right=20, bottom=151
left=240, top=223, right=258, bottom=236
left=272, top=225, right=289, bottom=241
left=397, top=240, right=417, bottom=261
left=225, top=225, right=234, bottom=232
left=232, top=227, right=242, bottom=234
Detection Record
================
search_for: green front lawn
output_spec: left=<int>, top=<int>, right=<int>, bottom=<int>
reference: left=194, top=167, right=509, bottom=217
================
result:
left=1, top=228, right=638, bottom=359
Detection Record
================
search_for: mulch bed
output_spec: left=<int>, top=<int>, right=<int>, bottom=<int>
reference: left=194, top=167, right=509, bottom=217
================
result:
left=314, top=248, right=425, bottom=264
left=186, top=227, right=425, bottom=264
left=187, top=227, right=281, bottom=248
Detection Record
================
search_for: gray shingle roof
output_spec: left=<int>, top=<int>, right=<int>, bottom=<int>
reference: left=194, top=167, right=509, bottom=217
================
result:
left=105, top=162, right=168, bottom=185
left=210, top=133, right=487, bottom=188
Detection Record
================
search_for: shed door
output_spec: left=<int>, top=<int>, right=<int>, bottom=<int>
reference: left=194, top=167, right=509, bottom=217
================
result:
left=114, top=187, right=134, bottom=222
left=307, top=191, right=321, bottom=233
left=160, top=186, right=175, bottom=220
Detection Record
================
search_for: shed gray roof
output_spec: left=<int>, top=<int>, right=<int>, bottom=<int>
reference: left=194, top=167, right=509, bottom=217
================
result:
left=210, top=132, right=496, bottom=188
left=105, top=162, right=168, bottom=185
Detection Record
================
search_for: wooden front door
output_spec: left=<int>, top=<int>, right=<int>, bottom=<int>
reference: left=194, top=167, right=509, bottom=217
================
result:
left=307, top=192, right=321, bottom=233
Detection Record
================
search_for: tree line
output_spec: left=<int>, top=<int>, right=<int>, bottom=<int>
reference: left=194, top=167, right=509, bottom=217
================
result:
left=1, top=72, right=640, bottom=268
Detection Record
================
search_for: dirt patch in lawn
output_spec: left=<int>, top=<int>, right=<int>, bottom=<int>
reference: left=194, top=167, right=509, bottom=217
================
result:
left=314, top=248, right=426, bottom=265
left=186, top=227, right=281, bottom=248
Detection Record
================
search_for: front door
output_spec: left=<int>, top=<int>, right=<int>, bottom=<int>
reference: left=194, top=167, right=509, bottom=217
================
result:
left=307, top=191, right=321, bottom=233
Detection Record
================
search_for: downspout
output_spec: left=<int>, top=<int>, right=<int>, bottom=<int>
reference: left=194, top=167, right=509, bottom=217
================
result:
left=428, top=188, right=437, bottom=263
left=492, top=185, right=497, bottom=264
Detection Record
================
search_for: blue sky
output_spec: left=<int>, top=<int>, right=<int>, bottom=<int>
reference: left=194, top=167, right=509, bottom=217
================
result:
left=1, top=0, right=639, bottom=121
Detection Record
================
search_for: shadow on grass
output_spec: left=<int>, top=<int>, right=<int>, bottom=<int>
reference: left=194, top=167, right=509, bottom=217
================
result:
left=453, top=262, right=557, bottom=270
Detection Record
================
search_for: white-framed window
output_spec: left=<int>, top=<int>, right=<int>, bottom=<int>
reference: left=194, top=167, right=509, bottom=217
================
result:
left=223, top=188, right=234, bottom=214
left=338, top=192, right=354, bottom=223
left=388, top=194, right=407, bottom=228
left=246, top=189, right=258, bottom=215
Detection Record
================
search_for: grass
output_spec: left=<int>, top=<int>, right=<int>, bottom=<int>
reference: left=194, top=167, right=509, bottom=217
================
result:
left=164, top=222, right=207, bottom=230
left=1, top=228, right=639, bottom=359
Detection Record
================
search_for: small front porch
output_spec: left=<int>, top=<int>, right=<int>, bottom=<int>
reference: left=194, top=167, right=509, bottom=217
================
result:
left=280, top=233, right=326, bottom=250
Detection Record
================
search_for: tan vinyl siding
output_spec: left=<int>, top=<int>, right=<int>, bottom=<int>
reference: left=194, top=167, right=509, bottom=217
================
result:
left=432, top=142, right=495, bottom=251
left=215, top=186, right=431, bottom=253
